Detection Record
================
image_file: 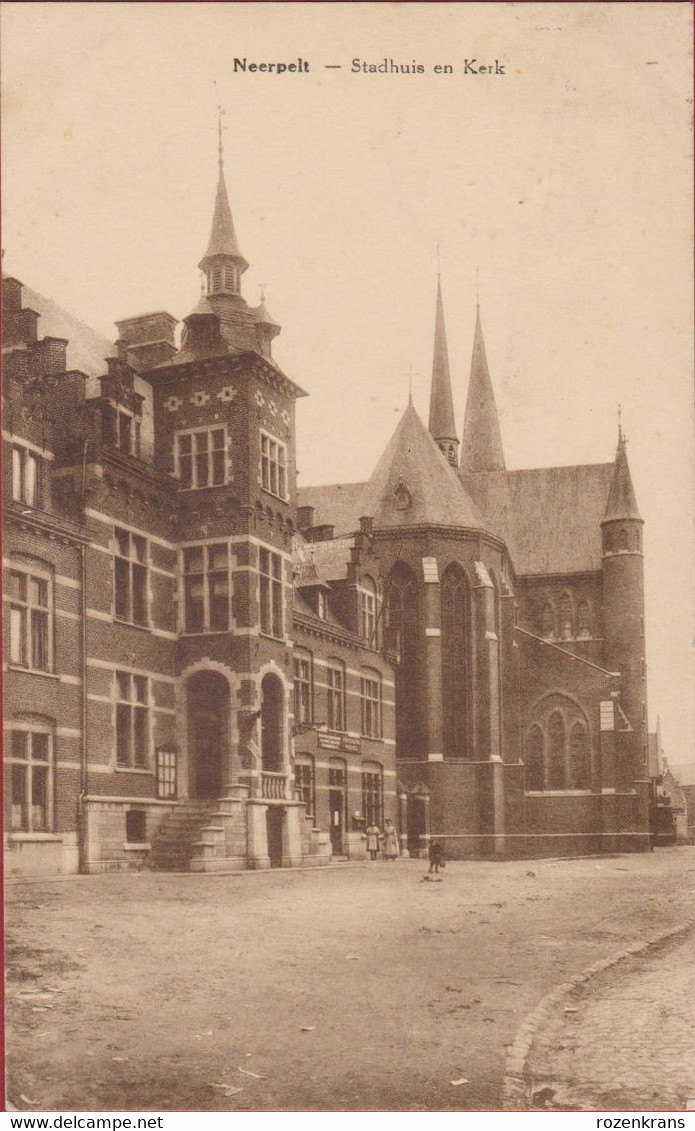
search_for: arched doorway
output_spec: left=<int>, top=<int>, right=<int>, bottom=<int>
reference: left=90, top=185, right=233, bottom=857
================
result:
left=186, top=671, right=230, bottom=799
left=260, top=673, right=284, bottom=773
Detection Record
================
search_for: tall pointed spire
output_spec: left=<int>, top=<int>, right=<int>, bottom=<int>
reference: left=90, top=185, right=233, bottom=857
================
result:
left=460, top=304, right=506, bottom=473
left=603, top=423, right=641, bottom=522
left=198, top=109, right=249, bottom=293
left=428, top=276, right=459, bottom=467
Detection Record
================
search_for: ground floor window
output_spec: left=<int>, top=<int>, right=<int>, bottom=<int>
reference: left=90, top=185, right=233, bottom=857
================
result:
left=362, top=764, right=383, bottom=827
left=295, top=757, right=315, bottom=819
left=116, top=671, right=149, bottom=767
left=9, top=728, right=52, bottom=832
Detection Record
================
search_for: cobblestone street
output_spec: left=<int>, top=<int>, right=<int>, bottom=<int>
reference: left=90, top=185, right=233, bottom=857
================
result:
left=523, top=930, right=695, bottom=1111
left=5, top=848, right=695, bottom=1112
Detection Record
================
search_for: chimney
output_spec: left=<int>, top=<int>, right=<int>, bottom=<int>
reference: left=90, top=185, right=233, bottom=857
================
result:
left=115, top=312, right=178, bottom=372
left=297, top=505, right=315, bottom=531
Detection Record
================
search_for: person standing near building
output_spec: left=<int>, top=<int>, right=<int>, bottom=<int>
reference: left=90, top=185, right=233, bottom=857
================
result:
left=366, top=823, right=381, bottom=860
left=428, top=840, right=444, bottom=874
left=382, top=819, right=399, bottom=860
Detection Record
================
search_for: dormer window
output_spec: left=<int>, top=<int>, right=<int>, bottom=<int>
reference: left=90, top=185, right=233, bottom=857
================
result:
left=117, top=409, right=141, bottom=458
left=11, top=444, right=40, bottom=507
left=317, top=590, right=327, bottom=620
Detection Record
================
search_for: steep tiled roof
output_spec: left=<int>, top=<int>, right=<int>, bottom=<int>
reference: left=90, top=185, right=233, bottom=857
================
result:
left=462, top=463, right=614, bottom=575
left=293, top=534, right=354, bottom=583
left=21, top=285, right=114, bottom=377
left=359, top=401, right=484, bottom=531
left=298, top=481, right=368, bottom=537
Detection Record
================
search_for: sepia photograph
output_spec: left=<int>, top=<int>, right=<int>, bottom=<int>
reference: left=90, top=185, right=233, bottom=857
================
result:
left=2, top=0, right=694, bottom=1116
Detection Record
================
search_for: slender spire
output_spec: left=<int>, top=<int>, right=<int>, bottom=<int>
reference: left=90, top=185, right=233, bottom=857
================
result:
left=460, top=304, right=506, bottom=473
left=603, top=422, right=641, bottom=522
left=198, top=108, right=248, bottom=277
left=427, top=277, right=459, bottom=466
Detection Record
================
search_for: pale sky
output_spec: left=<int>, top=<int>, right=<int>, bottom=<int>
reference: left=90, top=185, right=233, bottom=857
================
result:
left=2, top=2, right=693, bottom=764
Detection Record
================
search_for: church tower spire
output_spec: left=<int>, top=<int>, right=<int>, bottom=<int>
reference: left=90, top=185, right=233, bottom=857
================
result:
left=603, top=421, right=641, bottom=522
left=460, top=304, right=506, bottom=473
left=198, top=113, right=249, bottom=298
left=428, top=275, right=459, bottom=467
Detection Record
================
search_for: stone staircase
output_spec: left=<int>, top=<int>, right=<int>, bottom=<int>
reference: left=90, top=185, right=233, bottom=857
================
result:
left=149, top=799, right=219, bottom=871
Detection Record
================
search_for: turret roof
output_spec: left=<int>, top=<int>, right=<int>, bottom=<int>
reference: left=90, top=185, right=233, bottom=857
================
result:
left=199, top=162, right=248, bottom=271
left=603, top=430, right=642, bottom=522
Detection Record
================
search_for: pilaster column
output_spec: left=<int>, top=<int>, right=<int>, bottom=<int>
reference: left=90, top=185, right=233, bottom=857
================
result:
left=421, top=557, right=444, bottom=761
left=474, top=562, right=501, bottom=761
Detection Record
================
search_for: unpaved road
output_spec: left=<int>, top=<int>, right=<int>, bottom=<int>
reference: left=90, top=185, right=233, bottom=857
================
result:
left=5, top=849, right=694, bottom=1112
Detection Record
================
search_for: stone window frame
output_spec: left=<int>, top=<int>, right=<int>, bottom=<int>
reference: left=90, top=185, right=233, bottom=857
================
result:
left=293, top=649, right=313, bottom=725
left=260, top=429, right=288, bottom=501
left=7, top=560, right=53, bottom=673
left=114, top=670, right=149, bottom=769
left=360, top=575, right=378, bottom=646
left=259, top=548, right=283, bottom=638
left=361, top=761, right=384, bottom=827
left=360, top=668, right=382, bottom=739
left=8, top=722, right=54, bottom=833
left=294, top=755, right=315, bottom=819
left=11, top=443, right=40, bottom=508
left=174, top=424, right=228, bottom=490
left=114, top=527, right=149, bottom=627
left=181, top=541, right=231, bottom=635
left=326, top=658, right=346, bottom=733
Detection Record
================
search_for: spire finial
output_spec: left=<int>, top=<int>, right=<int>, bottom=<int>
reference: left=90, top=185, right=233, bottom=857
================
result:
left=214, top=81, right=224, bottom=169
left=617, top=403, right=624, bottom=444
left=436, top=241, right=441, bottom=279
left=259, top=282, right=266, bottom=303
left=408, top=364, right=414, bottom=406
left=476, top=266, right=480, bottom=310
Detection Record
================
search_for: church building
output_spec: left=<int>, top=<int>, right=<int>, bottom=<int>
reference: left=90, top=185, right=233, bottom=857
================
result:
left=3, top=142, right=653, bottom=876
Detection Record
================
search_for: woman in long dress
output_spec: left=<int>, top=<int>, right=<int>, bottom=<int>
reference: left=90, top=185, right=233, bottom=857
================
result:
left=382, top=819, right=399, bottom=860
left=366, top=823, right=381, bottom=860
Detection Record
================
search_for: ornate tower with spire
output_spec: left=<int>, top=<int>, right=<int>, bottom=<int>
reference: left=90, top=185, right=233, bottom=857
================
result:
left=601, top=421, right=648, bottom=787
left=460, top=305, right=506, bottom=473
left=428, top=277, right=459, bottom=467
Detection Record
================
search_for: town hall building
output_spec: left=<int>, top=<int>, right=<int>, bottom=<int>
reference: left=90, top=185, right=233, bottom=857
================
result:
left=3, top=143, right=654, bottom=875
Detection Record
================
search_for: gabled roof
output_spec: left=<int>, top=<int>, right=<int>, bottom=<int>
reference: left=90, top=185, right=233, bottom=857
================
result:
left=293, top=535, right=354, bottom=583
left=461, top=307, right=506, bottom=473
left=358, top=401, right=484, bottom=531
left=428, top=277, right=457, bottom=443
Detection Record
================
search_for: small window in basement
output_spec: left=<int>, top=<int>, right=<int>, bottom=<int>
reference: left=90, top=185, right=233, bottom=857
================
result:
left=126, top=809, right=147, bottom=843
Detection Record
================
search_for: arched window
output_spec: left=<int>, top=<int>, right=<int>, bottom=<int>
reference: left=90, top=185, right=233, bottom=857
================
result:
left=385, top=564, right=421, bottom=757
left=559, top=593, right=573, bottom=640
left=569, top=721, right=591, bottom=789
left=577, top=601, right=591, bottom=638
left=548, top=710, right=566, bottom=789
left=260, top=673, right=284, bottom=773
left=441, top=563, right=472, bottom=758
left=525, top=724, right=545, bottom=791
left=541, top=603, right=555, bottom=639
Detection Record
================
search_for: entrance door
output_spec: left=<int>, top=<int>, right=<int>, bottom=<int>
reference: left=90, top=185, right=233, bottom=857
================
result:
left=266, top=807, right=283, bottom=868
left=187, top=671, right=229, bottom=800
left=329, top=789, right=345, bottom=856
left=407, top=794, right=427, bottom=857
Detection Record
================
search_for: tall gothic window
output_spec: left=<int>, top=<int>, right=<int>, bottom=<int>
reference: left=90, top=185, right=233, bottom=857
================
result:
left=559, top=593, right=573, bottom=639
left=385, top=564, right=421, bottom=757
left=441, top=563, right=472, bottom=759
left=548, top=711, right=566, bottom=788
left=569, top=721, right=591, bottom=788
left=541, top=603, right=555, bottom=639
left=525, top=724, right=545, bottom=791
